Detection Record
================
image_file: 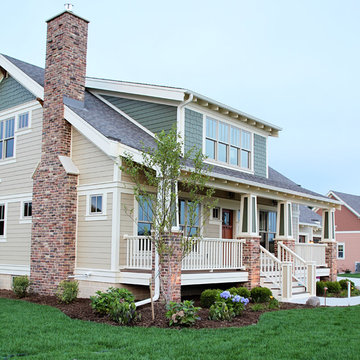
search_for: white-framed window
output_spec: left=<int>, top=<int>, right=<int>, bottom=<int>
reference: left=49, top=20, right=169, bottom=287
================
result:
left=179, top=199, right=200, bottom=236
left=18, top=112, right=29, bottom=130
left=19, top=200, right=32, bottom=224
left=205, top=116, right=252, bottom=170
left=0, top=204, right=6, bottom=240
left=90, top=195, right=103, bottom=214
left=23, top=201, right=32, bottom=218
left=85, top=193, right=107, bottom=221
left=0, top=117, right=15, bottom=160
left=137, top=195, right=153, bottom=236
left=212, top=207, right=220, bottom=220
left=337, top=243, right=345, bottom=259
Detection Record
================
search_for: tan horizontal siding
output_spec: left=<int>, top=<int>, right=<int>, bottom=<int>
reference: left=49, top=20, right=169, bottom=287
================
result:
left=76, top=194, right=112, bottom=269
left=0, top=107, right=42, bottom=196
left=119, top=193, right=135, bottom=267
left=72, top=128, right=114, bottom=185
left=0, top=202, right=30, bottom=266
left=204, top=222, right=220, bottom=238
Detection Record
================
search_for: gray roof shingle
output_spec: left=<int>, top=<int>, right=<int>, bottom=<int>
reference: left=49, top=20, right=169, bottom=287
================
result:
left=331, top=191, right=360, bottom=216
left=299, top=205, right=322, bottom=225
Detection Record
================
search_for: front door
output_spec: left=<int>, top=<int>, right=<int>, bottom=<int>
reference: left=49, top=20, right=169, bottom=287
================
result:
left=222, top=209, right=233, bottom=239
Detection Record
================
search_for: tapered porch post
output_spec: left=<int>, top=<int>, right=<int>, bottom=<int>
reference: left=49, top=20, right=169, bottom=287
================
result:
left=274, top=201, right=295, bottom=257
left=239, top=194, right=261, bottom=289
left=321, top=208, right=337, bottom=281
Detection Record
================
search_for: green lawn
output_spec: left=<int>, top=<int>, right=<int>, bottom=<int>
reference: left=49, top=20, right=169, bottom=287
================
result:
left=338, top=273, right=360, bottom=278
left=1, top=298, right=360, bottom=360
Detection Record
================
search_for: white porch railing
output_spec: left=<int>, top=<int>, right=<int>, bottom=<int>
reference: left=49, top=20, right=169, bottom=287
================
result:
left=260, top=245, right=282, bottom=290
left=278, top=242, right=307, bottom=288
left=182, top=238, right=245, bottom=271
left=126, top=235, right=152, bottom=270
left=294, top=243, right=327, bottom=267
left=124, top=235, right=245, bottom=271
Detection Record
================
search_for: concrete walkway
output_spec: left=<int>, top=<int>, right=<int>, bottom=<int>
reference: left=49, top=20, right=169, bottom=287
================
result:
left=286, top=276, right=360, bottom=307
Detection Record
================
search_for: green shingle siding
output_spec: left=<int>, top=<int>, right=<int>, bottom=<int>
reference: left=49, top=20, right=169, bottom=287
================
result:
left=254, top=134, right=267, bottom=178
left=184, top=108, right=203, bottom=154
left=0, top=76, right=35, bottom=112
left=102, top=95, right=177, bottom=134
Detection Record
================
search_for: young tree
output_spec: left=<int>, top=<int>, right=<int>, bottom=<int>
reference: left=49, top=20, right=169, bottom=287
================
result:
left=121, top=127, right=216, bottom=304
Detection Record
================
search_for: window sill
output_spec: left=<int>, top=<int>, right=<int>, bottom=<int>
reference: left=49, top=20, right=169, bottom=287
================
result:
left=0, top=238, right=7, bottom=243
left=204, top=159, right=254, bottom=175
left=85, top=215, right=108, bottom=221
left=0, top=158, right=16, bottom=166
left=19, top=219, right=32, bottom=224
left=209, top=219, right=221, bottom=225
left=16, top=129, right=32, bottom=136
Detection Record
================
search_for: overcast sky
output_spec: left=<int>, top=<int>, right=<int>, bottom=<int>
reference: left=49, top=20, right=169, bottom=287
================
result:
left=2, top=0, right=359, bottom=196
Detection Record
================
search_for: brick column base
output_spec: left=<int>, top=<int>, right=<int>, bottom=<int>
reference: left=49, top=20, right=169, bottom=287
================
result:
left=158, top=233, right=182, bottom=303
left=274, top=238, right=295, bottom=259
left=324, top=241, right=337, bottom=281
left=240, top=236, right=261, bottom=289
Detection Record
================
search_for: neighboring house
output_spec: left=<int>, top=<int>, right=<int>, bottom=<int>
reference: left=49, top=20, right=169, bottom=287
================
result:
left=0, top=9, right=341, bottom=301
left=326, top=191, right=360, bottom=273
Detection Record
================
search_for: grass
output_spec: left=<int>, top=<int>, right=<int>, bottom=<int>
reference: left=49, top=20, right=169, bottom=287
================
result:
left=1, top=299, right=360, bottom=359
left=338, top=273, right=360, bottom=278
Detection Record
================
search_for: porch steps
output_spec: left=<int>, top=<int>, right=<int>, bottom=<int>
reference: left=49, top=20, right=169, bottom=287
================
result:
left=260, top=276, right=309, bottom=300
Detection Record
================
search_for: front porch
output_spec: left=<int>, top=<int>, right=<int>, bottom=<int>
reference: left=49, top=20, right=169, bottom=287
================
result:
left=120, top=235, right=332, bottom=300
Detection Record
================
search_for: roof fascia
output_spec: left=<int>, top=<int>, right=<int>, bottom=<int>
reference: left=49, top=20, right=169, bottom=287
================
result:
left=327, top=191, right=360, bottom=218
left=64, top=105, right=118, bottom=159
left=0, top=54, right=44, bottom=99
left=85, top=77, right=186, bottom=102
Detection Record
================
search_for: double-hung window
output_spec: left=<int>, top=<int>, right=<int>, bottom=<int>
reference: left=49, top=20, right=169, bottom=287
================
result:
left=23, top=201, right=32, bottom=218
left=179, top=199, right=200, bottom=236
left=0, top=118, right=15, bottom=160
left=337, top=243, right=345, bottom=259
left=205, top=116, right=252, bottom=170
left=90, top=195, right=103, bottom=214
left=0, top=204, right=5, bottom=237
left=18, top=113, right=29, bottom=129
left=137, top=195, right=153, bottom=236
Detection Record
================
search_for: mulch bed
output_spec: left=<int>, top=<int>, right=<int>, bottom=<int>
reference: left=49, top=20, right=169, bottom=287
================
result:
left=0, top=290, right=311, bottom=329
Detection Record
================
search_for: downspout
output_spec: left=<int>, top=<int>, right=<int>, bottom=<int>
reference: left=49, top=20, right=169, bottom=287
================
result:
left=135, top=251, right=160, bottom=307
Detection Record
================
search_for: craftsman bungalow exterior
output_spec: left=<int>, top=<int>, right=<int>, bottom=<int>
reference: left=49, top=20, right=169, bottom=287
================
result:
left=0, top=9, right=340, bottom=301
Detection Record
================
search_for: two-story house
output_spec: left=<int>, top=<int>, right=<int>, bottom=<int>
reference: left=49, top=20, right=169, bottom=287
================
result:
left=0, top=8, right=340, bottom=301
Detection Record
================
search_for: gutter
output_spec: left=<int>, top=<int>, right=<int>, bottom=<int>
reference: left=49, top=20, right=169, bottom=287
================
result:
left=135, top=251, right=160, bottom=307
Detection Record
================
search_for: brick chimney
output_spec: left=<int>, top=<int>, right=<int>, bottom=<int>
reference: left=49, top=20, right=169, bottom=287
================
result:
left=30, top=9, right=89, bottom=294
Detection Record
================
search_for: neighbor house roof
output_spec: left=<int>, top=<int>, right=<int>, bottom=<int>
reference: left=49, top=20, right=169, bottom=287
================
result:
left=329, top=191, right=360, bottom=218
left=0, top=54, right=340, bottom=206
left=299, top=205, right=322, bottom=226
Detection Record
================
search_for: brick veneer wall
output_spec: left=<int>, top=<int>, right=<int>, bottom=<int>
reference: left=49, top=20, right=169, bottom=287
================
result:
left=158, top=233, right=182, bottom=303
left=241, top=236, right=261, bottom=289
left=30, top=11, right=89, bottom=294
left=324, top=241, right=337, bottom=281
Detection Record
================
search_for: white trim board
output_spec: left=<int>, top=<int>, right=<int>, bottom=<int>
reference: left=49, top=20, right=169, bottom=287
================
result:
left=0, top=264, right=30, bottom=276
left=0, top=55, right=44, bottom=99
left=327, top=191, right=360, bottom=218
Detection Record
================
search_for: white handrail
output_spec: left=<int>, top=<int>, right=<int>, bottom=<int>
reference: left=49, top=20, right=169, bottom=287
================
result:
left=124, top=236, right=245, bottom=271
left=278, top=242, right=307, bottom=288
left=260, top=245, right=282, bottom=290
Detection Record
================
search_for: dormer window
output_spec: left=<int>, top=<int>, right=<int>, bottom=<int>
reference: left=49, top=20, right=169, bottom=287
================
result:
left=205, top=116, right=252, bottom=170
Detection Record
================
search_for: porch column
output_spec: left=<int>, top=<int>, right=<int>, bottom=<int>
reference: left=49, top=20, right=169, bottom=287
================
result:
left=274, top=201, right=295, bottom=257
left=322, top=208, right=337, bottom=281
left=239, top=194, right=261, bottom=289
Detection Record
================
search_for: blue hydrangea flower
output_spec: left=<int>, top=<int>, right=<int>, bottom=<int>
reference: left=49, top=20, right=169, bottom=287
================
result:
left=220, top=291, right=231, bottom=300
left=232, top=295, right=241, bottom=303
left=241, top=297, right=249, bottom=305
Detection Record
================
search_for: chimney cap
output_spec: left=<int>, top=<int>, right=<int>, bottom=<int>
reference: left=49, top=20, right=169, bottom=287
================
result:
left=46, top=7, right=89, bottom=23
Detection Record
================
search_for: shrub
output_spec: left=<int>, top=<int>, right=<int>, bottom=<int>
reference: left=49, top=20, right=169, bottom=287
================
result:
left=208, top=290, right=249, bottom=321
left=12, top=276, right=30, bottom=298
left=325, top=281, right=341, bottom=294
left=227, top=286, right=251, bottom=299
left=268, top=296, right=280, bottom=309
left=339, top=279, right=355, bottom=290
left=90, top=287, right=138, bottom=324
left=251, top=287, right=272, bottom=303
left=166, top=300, right=201, bottom=327
left=250, top=303, right=266, bottom=312
left=345, top=269, right=351, bottom=274
left=56, top=280, right=79, bottom=304
left=316, top=281, right=326, bottom=296
left=200, top=289, right=221, bottom=308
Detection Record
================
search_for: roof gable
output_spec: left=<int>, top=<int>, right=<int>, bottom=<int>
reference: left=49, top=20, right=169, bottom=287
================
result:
left=329, top=190, right=360, bottom=218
